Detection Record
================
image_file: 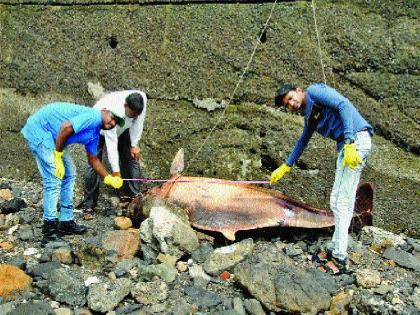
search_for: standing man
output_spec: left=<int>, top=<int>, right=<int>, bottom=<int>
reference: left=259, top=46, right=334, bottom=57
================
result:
left=21, top=102, right=125, bottom=245
left=270, top=83, right=373, bottom=274
left=83, top=90, right=147, bottom=220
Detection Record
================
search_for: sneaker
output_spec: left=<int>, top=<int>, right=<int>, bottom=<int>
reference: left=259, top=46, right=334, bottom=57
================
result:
left=58, top=220, right=87, bottom=235
left=41, top=220, right=65, bottom=246
left=323, top=256, right=352, bottom=275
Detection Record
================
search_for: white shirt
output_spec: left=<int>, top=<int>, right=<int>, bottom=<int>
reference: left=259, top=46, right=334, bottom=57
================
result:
left=93, top=90, right=147, bottom=172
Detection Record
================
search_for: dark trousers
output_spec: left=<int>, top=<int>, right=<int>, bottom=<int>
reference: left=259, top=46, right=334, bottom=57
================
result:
left=83, top=130, right=141, bottom=209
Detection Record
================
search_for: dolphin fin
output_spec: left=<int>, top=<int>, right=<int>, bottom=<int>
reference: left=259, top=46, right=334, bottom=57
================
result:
left=222, top=230, right=236, bottom=241
left=170, top=148, right=185, bottom=176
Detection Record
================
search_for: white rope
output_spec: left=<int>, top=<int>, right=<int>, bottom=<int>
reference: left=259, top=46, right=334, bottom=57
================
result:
left=186, top=0, right=278, bottom=171
left=311, top=0, right=327, bottom=84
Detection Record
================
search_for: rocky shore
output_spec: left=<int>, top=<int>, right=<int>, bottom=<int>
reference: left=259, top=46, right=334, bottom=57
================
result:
left=1, top=178, right=419, bottom=315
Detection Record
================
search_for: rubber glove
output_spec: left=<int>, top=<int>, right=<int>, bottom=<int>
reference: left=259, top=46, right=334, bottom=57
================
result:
left=53, top=149, right=65, bottom=180
left=103, top=174, right=123, bottom=189
left=270, top=163, right=291, bottom=185
left=342, top=143, right=363, bottom=169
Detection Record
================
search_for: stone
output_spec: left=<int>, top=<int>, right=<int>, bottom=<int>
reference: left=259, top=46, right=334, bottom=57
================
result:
left=114, top=216, right=133, bottom=230
left=356, top=269, right=381, bottom=288
left=102, top=230, right=141, bottom=260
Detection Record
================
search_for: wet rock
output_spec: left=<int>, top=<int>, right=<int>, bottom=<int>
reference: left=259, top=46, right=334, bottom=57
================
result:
left=382, top=247, right=420, bottom=271
left=8, top=301, right=56, bottom=315
left=203, top=238, right=254, bottom=275
left=0, top=198, right=26, bottom=214
left=131, top=278, right=168, bottom=305
left=47, top=268, right=86, bottom=306
left=87, top=277, right=132, bottom=313
left=0, top=264, right=32, bottom=297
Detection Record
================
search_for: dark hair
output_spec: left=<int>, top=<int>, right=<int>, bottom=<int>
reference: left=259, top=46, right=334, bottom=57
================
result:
left=126, top=93, right=144, bottom=114
left=274, top=84, right=297, bottom=106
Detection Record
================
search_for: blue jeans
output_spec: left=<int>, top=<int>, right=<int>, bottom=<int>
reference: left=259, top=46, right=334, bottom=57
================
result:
left=27, top=142, right=76, bottom=221
left=327, top=130, right=372, bottom=260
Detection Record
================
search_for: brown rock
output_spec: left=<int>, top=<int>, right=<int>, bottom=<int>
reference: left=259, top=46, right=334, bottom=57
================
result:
left=0, top=264, right=32, bottom=297
left=0, top=242, right=13, bottom=250
left=52, top=247, right=73, bottom=265
left=102, top=230, right=140, bottom=259
left=0, top=189, right=12, bottom=201
left=327, top=290, right=353, bottom=315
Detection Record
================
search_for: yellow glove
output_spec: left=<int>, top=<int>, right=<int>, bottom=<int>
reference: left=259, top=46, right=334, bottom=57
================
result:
left=342, top=143, right=363, bottom=169
left=270, top=163, right=291, bottom=185
left=53, top=149, right=65, bottom=180
left=103, top=174, right=123, bottom=189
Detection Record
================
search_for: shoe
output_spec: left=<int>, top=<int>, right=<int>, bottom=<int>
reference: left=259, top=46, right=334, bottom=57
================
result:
left=58, top=220, right=87, bottom=235
left=323, top=256, right=352, bottom=275
left=308, top=250, right=333, bottom=263
left=41, top=220, right=64, bottom=246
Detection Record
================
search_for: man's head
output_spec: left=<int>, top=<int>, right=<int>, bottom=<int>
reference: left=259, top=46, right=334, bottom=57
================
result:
left=101, top=110, right=124, bottom=130
left=274, top=84, right=306, bottom=112
left=124, top=93, right=144, bottom=118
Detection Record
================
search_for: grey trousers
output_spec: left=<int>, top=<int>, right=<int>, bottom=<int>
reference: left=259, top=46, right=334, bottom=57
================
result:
left=83, top=130, right=141, bottom=209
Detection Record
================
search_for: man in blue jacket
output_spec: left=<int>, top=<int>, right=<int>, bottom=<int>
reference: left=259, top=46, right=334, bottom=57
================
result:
left=270, top=83, right=373, bottom=274
left=21, top=102, right=126, bottom=246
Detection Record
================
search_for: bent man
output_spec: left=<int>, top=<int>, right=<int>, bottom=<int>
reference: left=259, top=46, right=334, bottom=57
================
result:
left=21, top=102, right=125, bottom=245
left=83, top=90, right=147, bottom=220
left=270, top=83, right=373, bottom=274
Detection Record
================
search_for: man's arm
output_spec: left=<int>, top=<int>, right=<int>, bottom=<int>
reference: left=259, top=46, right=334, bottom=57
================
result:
left=102, top=129, right=121, bottom=173
left=285, top=126, right=314, bottom=166
left=87, top=153, right=108, bottom=178
left=55, top=121, right=74, bottom=151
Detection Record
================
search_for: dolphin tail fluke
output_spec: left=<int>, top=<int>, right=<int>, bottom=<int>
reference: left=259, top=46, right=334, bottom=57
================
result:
left=351, top=182, right=375, bottom=232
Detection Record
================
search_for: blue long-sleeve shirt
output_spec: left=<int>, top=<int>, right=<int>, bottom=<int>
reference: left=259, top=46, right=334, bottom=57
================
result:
left=285, top=83, right=373, bottom=166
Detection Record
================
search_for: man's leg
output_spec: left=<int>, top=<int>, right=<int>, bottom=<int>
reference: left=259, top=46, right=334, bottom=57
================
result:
left=83, top=136, right=104, bottom=210
left=58, top=152, right=86, bottom=235
left=118, top=130, right=141, bottom=196
left=30, top=143, right=63, bottom=244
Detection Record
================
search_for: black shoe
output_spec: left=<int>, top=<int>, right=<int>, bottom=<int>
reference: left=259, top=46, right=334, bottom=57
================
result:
left=42, top=220, right=64, bottom=246
left=58, top=220, right=87, bottom=235
left=324, top=256, right=352, bottom=275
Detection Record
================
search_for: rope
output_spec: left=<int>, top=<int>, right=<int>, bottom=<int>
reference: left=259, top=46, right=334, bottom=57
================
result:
left=311, top=0, right=327, bottom=84
left=185, top=0, right=279, bottom=171
left=123, top=178, right=269, bottom=185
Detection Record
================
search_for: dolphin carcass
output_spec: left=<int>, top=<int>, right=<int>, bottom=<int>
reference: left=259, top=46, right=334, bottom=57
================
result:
left=129, top=149, right=373, bottom=241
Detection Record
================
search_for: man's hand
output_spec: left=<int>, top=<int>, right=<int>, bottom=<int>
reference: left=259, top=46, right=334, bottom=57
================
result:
left=270, top=163, right=291, bottom=185
left=342, top=143, right=363, bottom=169
left=53, top=149, right=65, bottom=180
left=130, top=146, right=141, bottom=161
left=103, top=174, right=123, bottom=189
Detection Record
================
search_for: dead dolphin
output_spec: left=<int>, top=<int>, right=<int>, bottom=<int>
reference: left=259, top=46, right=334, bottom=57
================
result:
left=129, top=149, right=373, bottom=241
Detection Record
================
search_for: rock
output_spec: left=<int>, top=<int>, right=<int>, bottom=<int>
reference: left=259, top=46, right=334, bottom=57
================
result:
left=184, top=285, right=222, bottom=310
left=382, top=247, right=420, bottom=271
left=356, top=269, right=381, bottom=288
left=102, top=230, right=141, bottom=260
left=8, top=301, right=55, bottom=315
left=176, top=260, right=188, bottom=272
left=157, top=253, right=178, bottom=266
left=193, top=98, right=226, bottom=111
left=47, top=268, right=86, bottom=306
left=243, top=298, right=265, bottom=315
left=131, top=278, right=168, bottom=305
left=114, top=216, right=132, bottom=230
left=0, top=241, right=13, bottom=250
left=170, top=299, right=193, bottom=315
left=191, top=241, right=214, bottom=264
left=0, top=213, right=19, bottom=230
left=233, top=297, right=246, bottom=315
left=87, top=81, right=106, bottom=100
left=0, top=264, right=32, bottom=297
left=189, top=264, right=211, bottom=286
left=87, top=278, right=132, bottom=313
left=0, top=198, right=26, bottom=214
left=203, top=238, right=254, bottom=275
left=360, top=226, right=406, bottom=248
left=55, top=307, right=73, bottom=315
left=411, top=287, right=420, bottom=310
left=138, top=263, right=177, bottom=283
left=0, top=189, right=12, bottom=201
left=52, top=247, right=73, bottom=265
left=27, top=261, right=62, bottom=279
left=145, top=205, right=200, bottom=257
left=326, top=290, right=353, bottom=315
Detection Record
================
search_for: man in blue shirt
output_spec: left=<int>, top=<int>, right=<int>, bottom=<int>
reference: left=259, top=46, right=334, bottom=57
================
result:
left=270, top=83, right=373, bottom=274
left=21, top=102, right=126, bottom=246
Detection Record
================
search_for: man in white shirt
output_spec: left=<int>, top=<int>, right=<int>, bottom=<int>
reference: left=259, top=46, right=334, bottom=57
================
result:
left=82, top=90, right=147, bottom=220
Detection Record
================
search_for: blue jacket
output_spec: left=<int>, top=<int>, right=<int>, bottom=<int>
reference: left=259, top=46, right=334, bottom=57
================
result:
left=285, top=83, right=373, bottom=166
